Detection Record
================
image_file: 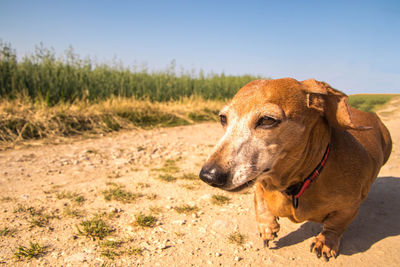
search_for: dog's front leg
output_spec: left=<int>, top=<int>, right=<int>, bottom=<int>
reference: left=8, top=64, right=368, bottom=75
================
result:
left=254, top=182, right=280, bottom=248
left=311, top=208, right=359, bottom=261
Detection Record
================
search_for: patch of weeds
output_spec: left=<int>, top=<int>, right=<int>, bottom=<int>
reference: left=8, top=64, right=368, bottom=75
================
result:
left=13, top=204, right=40, bottom=216
left=228, top=231, right=245, bottom=245
left=105, top=181, right=118, bottom=187
left=180, top=173, right=197, bottom=180
left=14, top=242, right=46, bottom=260
left=63, top=206, right=83, bottom=218
left=174, top=204, right=199, bottom=214
left=125, top=246, right=143, bottom=256
left=94, top=210, right=119, bottom=220
left=100, top=239, right=124, bottom=248
left=0, top=227, right=17, bottom=237
left=211, top=195, right=230, bottom=205
left=56, top=191, right=75, bottom=199
left=29, top=212, right=57, bottom=228
left=76, top=217, right=113, bottom=240
left=102, top=184, right=143, bottom=203
left=56, top=191, right=84, bottom=203
left=13, top=204, right=56, bottom=227
left=28, top=216, right=48, bottom=228
left=153, top=158, right=180, bottom=173
left=100, top=239, right=142, bottom=259
left=157, top=174, right=177, bottom=182
left=135, top=213, right=157, bottom=228
left=101, top=249, right=120, bottom=260
left=74, top=195, right=85, bottom=204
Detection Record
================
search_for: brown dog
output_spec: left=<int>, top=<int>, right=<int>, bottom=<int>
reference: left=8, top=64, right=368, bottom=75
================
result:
left=199, top=78, right=392, bottom=261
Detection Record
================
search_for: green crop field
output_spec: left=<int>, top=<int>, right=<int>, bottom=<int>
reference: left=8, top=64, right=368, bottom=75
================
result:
left=0, top=42, right=260, bottom=105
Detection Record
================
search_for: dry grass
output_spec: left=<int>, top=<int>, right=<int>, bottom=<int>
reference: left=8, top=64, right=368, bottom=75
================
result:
left=174, top=204, right=199, bottom=214
left=0, top=96, right=224, bottom=147
left=228, top=231, right=246, bottom=245
left=211, top=194, right=230, bottom=205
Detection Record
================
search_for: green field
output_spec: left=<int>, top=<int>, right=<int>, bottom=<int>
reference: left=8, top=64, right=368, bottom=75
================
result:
left=0, top=42, right=260, bottom=105
left=348, top=94, right=399, bottom=113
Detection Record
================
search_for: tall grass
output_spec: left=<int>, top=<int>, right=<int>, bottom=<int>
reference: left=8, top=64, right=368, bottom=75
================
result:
left=0, top=41, right=261, bottom=105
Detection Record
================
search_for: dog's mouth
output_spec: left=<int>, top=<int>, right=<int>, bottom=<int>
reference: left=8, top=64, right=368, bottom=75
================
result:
left=227, top=168, right=270, bottom=192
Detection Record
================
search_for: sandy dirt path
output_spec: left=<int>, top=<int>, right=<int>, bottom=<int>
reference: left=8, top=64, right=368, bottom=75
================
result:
left=0, top=99, right=399, bottom=266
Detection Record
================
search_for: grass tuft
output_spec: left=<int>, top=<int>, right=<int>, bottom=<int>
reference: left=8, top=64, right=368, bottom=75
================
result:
left=76, top=217, right=113, bottom=240
left=56, top=191, right=85, bottom=203
left=153, top=158, right=180, bottom=173
left=63, top=206, right=84, bottom=218
left=157, top=174, right=177, bottom=182
left=180, top=173, right=198, bottom=180
left=100, top=239, right=124, bottom=249
left=101, top=249, right=120, bottom=260
left=180, top=183, right=200, bottom=190
left=14, top=242, right=46, bottom=260
left=125, top=246, right=143, bottom=256
left=135, top=213, right=157, bottom=228
left=211, top=194, right=230, bottom=205
left=0, top=227, right=17, bottom=237
left=228, top=231, right=245, bottom=245
left=102, top=184, right=143, bottom=203
left=174, top=204, right=199, bottom=214
left=74, top=195, right=85, bottom=204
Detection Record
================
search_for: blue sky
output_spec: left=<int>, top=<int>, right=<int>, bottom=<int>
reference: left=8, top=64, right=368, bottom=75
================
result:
left=1, top=0, right=399, bottom=94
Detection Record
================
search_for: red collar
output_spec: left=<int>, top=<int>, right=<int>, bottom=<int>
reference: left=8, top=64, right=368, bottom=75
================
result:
left=285, top=143, right=330, bottom=209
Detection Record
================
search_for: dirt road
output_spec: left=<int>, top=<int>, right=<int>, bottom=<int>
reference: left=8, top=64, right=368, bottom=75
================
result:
left=1, top=99, right=399, bottom=266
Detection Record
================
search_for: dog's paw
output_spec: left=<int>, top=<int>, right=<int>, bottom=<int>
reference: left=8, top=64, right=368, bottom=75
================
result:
left=257, top=221, right=280, bottom=248
left=310, top=233, right=340, bottom=261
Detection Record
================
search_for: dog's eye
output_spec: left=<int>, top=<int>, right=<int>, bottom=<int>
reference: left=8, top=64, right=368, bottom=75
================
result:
left=219, top=115, right=227, bottom=126
left=256, top=116, right=280, bottom=128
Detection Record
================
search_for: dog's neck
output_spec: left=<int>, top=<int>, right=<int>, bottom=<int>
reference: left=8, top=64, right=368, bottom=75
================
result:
left=284, top=143, right=331, bottom=208
left=282, top=118, right=332, bottom=208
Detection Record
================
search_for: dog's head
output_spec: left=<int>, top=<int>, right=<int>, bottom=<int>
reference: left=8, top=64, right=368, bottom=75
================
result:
left=199, top=78, right=365, bottom=191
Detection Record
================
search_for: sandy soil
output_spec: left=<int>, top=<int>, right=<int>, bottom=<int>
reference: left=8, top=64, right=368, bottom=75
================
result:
left=0, top=98, right=399, bottom=266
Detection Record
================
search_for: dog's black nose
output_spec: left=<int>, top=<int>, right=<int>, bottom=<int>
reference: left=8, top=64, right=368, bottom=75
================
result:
left=199, top=164, right=228, bottom=187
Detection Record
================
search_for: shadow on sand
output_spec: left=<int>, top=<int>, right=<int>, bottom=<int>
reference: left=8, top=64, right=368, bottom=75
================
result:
left=273, top=176, right=400, bottom=255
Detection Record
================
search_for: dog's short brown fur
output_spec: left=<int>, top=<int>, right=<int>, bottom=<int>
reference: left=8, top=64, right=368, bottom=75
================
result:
left=199, top=78, right=392, bottom=260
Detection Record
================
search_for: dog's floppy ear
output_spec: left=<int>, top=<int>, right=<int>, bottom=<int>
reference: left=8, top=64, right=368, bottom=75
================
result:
left=302, top=79, right=370, bottom=130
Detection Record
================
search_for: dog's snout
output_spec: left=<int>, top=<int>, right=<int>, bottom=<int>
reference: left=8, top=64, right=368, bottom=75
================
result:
left=199, top=164, right=228, bottom=187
